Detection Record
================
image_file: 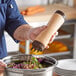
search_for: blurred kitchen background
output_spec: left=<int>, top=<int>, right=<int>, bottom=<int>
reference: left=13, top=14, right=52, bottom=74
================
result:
left=5, top=0, right=76, bottom=60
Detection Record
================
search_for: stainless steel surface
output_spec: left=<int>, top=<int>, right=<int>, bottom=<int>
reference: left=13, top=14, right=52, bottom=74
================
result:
left=18, top=51, right=71, bottom=57
left=3, top=54, right=57, bottom=76
left=73, top=24, right=76, bottom=58
left=25, top=40, right=30, bottom=54
left=55, top=34, right=72, bottom=40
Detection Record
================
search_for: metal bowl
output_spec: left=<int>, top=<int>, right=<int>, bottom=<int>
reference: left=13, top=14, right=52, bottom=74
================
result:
left=3, top=54, right=57, bottom=76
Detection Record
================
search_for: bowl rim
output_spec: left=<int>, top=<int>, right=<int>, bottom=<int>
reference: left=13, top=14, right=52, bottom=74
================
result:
left=3, top=54, right=57, bottom=72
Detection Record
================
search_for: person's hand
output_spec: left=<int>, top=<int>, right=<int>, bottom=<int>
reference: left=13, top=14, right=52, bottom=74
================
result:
left=0, top=60, right=6, bottom=75
left=13, top=25, right=47, bottom=41
left=27, top=26, right=47, bottom=41
left=14, top=24, right=58, bottom=48
left=27, top=26, right=58, bottom=48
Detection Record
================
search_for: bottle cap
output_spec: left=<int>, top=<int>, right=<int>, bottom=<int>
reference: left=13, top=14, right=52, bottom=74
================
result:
left=55, top=10, right=65, bottom=19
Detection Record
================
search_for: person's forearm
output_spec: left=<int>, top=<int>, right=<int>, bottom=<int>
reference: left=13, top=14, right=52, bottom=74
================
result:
left=13, top=24, right=32, bottom=41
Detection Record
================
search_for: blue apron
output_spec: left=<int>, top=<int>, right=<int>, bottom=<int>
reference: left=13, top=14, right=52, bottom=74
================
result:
left=0, top=0, right=7, bottom=58
left=0, top=0, right=27, bottom=58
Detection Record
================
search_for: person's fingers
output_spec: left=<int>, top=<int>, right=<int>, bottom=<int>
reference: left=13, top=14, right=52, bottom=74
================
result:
left=32, top=26, right=47, bottom=35
left=0, top=68, right=4, bottom=70
left=0, top=71, right=5, bottom=73
left=54, top=32, right=58, bottom=36
left=0, top=61, right=6, bottom=73
left=30, top=33, right=37, bottom=41
left=0, top=66, right=5, bottom=73
left=49, top=35, right=55, bottom=43
left=29, top=26, right=47, bottom=40
left=0, top=68, right=5, bottom=73
left=0, top=62, right=6, bottom=67
left=49, top=32, right=58, bottom=43
left=46, top=45, right=49, bottom=49
left=0, top=73, right=4, bottom=76
left=46, top=32, right=58, bottom=48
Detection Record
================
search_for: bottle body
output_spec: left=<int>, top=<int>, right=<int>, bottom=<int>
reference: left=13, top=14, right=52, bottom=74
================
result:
left=32, top=10, right=65, bottom=51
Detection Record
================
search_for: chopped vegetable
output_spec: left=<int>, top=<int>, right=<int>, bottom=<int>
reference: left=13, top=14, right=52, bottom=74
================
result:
left=7, top=57, right=44, bottom=69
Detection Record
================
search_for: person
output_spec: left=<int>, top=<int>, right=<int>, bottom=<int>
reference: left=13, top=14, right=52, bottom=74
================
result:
left=0, top=0, right=58, bottom=75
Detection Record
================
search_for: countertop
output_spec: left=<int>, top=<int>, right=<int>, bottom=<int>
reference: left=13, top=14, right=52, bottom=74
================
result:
left=20, top=4, right=76, bottom=23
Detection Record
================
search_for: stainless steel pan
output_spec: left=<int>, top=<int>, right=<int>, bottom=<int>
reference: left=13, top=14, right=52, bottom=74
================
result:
left=3, top=54, right=57, bottom=76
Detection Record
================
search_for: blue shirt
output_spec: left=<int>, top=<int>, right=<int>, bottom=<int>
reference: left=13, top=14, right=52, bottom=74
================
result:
left=0, top=0, right=27, bottom=58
